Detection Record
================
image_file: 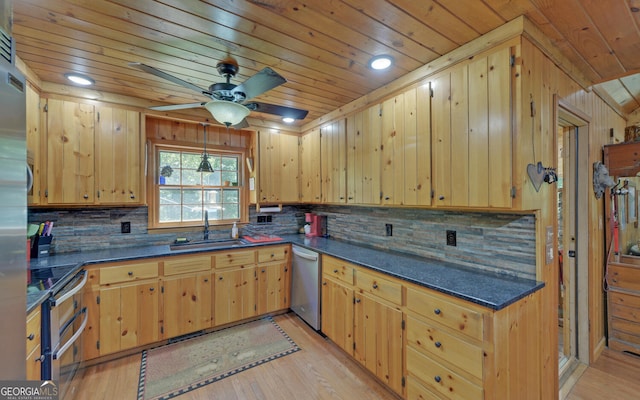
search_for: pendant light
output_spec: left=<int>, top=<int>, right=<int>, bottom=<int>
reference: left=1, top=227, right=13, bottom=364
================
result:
left=204, top=100, right=250, bottom=127
left=197, top=124, right=214, bottom=173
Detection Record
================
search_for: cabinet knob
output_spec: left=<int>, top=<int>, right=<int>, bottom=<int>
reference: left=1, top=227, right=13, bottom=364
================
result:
left=434, top=376, right=442, bottom=383
left=435, top=341, right=442, bottom=348
left=434, top=308, right=441, bottom=315
left=27, top=333, right=35, bottom=341
left=128, top=271, right=133, bottom=276
left=372, top=284, right=378, bottom=289
left=270, top=253, right=275, bottom=257
left=219, top=276, right=223, bottom=280
left=384, top=196, right=390, bottom=200
left=262, top=269, right=266, bottom=273
left=322, top=281, right=327, bottom=286
left=149, top=287, right=154, bottom=291
left=340, top=196, right=345, bottom=200
left=130, top=193, right=135, bottom=199
left=356, top=298, right=361, bottom=303
left=348, top=197, right=353, bottom=200
left=333, top=269, right=338, bottom=273
left=204, top=278, right=209, bottom=282
left=83, top=194, right=89, bottom=199
left=439, top=195, right=445, bottom=200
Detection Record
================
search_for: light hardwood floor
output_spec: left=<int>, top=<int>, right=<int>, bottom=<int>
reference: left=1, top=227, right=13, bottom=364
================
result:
left=68, top=313, right=400, bottom=400
left=68, top=312, right=640, bottom=400
left=565, top=348, right=640, bottom=400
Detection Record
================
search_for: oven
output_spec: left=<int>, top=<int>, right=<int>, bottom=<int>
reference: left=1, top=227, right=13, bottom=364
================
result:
left=41, top=269, right=88, bottom=399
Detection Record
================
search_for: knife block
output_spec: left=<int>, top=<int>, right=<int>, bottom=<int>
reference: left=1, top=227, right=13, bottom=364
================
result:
left=31, top=235, right=53, bottom=258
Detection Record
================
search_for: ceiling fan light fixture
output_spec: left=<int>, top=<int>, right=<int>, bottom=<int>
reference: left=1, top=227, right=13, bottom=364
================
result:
left=368, top=55, right=394, bottom=70
left=204, top=100, right=250, bottom=127
left=64, top=73, right=95, bottom=86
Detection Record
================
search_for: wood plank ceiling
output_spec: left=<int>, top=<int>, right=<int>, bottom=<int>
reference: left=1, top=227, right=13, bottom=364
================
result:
left=10, top=0, right=640, bottom=129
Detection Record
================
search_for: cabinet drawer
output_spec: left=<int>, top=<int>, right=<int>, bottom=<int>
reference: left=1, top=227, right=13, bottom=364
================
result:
left=610, top=291, right=640, bottom=310
left=99, top=262, right=159, bottom=285
left=322, top=255, right=354, bottom=285
left=406, top=315, right=483, bottom=379
left=257, top=245, right=288, bottom=263
left=407, top=346, right=483, bottom=400
left=164, top=255, right=212, bottom=275
left=610, top=316, right=640, bottom=337
left=406, top=375, right=442, bottom=400
left=406, top=286, right=483, bottom=341
left=26, top=309, right=41, bottom=356
left=609, top=264, right=640, bottom=291
left=355, top=268, right=402, bottom=305
left=214, top=249, right=256, bottom=268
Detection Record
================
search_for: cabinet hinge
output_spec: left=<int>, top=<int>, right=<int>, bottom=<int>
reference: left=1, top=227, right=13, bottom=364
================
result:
left=510, top=55, right=516, bottom=67
left=429, top=87, right=434, bottom=98
left=96, top=295, right=100, bottom=305
left=97, top=190, right=100, bottom=198
left=353, top=342, right=356, bottom=350
left=402, top=376, right=406, bottom=387
left=161, top=286, right=164, bottom=293
left=161, top=326, right=164, bottom=334
left=378, top=106, right=382, bottom=117
left=97, top=111, right=100, bottom=122
left=43, top=103, right=48, bottom=112
left=96, top=340, right=100, bottom=350
left=511, top=186, right=517, bottom=198
left=254, top=304, right=257, bottom=311
left=401, top=319, right=405, bottom=330
left=44, top=189, right=48, bottom=198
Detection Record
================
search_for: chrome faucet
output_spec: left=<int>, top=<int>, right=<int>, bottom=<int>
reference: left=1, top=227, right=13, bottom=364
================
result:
left=203, top=210, right=209, bottom=240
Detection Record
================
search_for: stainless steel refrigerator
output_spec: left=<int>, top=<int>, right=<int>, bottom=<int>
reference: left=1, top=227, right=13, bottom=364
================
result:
left=0, top=26, right=27, bottom=379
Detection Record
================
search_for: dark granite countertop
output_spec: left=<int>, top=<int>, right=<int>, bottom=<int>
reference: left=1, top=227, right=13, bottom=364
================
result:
left=27, top=235, right=543, bottom=313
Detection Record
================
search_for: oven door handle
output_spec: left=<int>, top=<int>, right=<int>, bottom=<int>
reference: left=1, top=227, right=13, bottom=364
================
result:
left=292, top=247, right=318, bottom=261
left=53, top=270, right=87, bottom=306
left=53, top=307, right=87, bottom=361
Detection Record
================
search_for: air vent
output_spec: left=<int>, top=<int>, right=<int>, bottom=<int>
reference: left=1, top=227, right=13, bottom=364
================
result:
left=0, top=28, right=13, bottom=64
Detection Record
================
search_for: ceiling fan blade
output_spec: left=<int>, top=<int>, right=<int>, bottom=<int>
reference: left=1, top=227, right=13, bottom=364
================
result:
left=232, top=119, right=250, bottom=129
left=246, top=102, right=309, bottom=120
left=129, top=62, right=211, bottom=97
left=149, top=102, right=206, bottom=111
left=232, top=67, right=286, bottom=101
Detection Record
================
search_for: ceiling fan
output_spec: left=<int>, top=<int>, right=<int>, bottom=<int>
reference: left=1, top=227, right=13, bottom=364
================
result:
left=129, top=56, right=308, bottom=128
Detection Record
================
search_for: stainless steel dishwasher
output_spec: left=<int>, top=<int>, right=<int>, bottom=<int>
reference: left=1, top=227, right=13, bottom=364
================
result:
left=291, top=245, right=321, bottom=330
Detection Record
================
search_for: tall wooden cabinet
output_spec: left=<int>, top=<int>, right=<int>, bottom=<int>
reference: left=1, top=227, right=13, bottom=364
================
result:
left=26, top=83, right=42, bottom=205
left=346, top=105, right=382, bottom=205
left=320, top=119, right=347, bottom=203
left=299, top=128, right=322, bottom=203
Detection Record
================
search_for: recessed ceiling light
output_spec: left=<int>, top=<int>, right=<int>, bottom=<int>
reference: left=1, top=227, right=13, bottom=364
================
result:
left=64, top=73, right=95, bottom=86
left=282, top=117, right=295, bottom=123
left=368, top=55, right=394, bottom=70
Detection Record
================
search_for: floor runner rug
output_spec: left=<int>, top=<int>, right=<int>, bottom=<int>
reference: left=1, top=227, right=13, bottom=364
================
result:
left=137, top=317, right=300, bottom=400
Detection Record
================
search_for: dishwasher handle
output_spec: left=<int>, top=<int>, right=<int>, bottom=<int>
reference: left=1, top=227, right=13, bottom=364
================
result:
left=292, top=247, right=318, bottom=262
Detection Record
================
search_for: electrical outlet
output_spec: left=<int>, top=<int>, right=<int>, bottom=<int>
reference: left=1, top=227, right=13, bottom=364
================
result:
left=446, top=230, right=456, bottom=246
left=121, top=221, right=131, bottom=234
left=385, top=224, right=393, bottom=236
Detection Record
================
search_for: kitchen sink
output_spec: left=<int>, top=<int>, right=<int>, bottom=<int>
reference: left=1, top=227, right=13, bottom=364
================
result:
left=169, top=238, right=248, bottom=251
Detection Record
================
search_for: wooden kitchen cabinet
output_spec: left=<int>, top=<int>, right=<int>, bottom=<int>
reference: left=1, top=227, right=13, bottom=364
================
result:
left=214, top=266, right=256, bottom=326
left=346, top=104, right=382, bottom=205
left=162, top=254, right=213, bottom=338
left=321, top=274, right=354, bottom=355
left=45, top=98, right=95, bottom=204
left=256, top=245, right=291, bottom=315
left=26, top=83, right=42, bottom=205
left=26, top=308, right=41, bottom=380
left=258, top=130, right=299, bottom=203
left=95, top=105, right=143, bottom=204
left=606, top=254, right=640, bottom=354
left=320, top=119, right=347, bottom=203
left=380, top=85, right=431, bottom=206
left=431, top=46, right=512, bottom=208
left=299, top=127, right=322, bottom=203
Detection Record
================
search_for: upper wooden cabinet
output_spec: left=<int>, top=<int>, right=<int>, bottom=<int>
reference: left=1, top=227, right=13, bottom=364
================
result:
left=431, top=46, right=513, bottom=208
left=299, top=128, right=322, bottom=203
left=346, top=104, right=382, bottom=205
left=258, top=130, right=299, bottom=204
left=45, top=98, right=96, bottom=204
left=321, top=119, right=347, bottom=203
left=26, top=83, right=42, bottom=205
left=95, top=106, right=142, bottom=204
left=42, top=98, right=143, bottom=205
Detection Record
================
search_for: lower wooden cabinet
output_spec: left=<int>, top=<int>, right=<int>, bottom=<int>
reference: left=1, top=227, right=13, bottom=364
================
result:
left=607, top=255, right=640, bottom=354
left=214, top=266, right=257, bottom=326
left=257, top=261, right=290, bottom=315
left=163, top=272, right=212, bottom=338
left=26, top=308, right=42, bottom=380
left=321, top=276, right=354, bottom=355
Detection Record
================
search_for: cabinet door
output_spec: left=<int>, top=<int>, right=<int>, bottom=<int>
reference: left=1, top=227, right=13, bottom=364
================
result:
left=256, top=261, right=290, bottom=315
left=353, top=293, right=403, bottom=395
left=321, top=119, right=347, bottom=203
left=346, top=105, right=382, bottom=205
left=163, top=272, right=212, bottom=338
left=214, top=267, right=256, bottom=326
left=299, top=128, right=322, bottom=202
left=321, top=277, right=354, bottom=354
left=258, top=131, right=299, bottom=203
left=99, top=280, right=159, bottom=355
left=46, top=98, right=95, bottom=204
left=26, top=83, right=42, bottom=205
left=95, top=106, right=142, bottom=204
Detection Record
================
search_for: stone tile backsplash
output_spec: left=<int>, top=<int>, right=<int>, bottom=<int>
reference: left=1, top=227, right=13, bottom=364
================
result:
left=29, top=204, right=536, bottom=279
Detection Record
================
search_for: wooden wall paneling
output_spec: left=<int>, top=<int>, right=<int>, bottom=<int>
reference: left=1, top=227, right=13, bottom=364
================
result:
left=403, top=88, right=418, bottom=205
left=450, top=65, right=469, bottom=207
left=416, top=83, right=432, bottom=206
left=468, top=57, right=490, bottom=207
left=381, top=96, right=396, bottom=205
left=488, top=46, right=513, bottom=208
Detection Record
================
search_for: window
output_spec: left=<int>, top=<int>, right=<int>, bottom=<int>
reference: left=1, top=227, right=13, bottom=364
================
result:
left=154, top=146, right=243, bottom=227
